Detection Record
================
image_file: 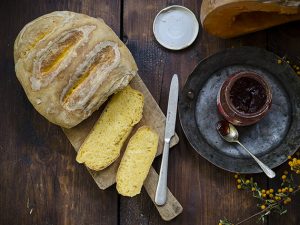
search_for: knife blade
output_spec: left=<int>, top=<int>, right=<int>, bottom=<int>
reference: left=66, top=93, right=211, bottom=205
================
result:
left=164, top=74, right=179, bottom=141
left=155, top=74, right=179, bottom=206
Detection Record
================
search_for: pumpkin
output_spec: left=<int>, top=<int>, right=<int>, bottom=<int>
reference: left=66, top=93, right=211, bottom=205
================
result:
left=201, top=0, right=300, bottom=38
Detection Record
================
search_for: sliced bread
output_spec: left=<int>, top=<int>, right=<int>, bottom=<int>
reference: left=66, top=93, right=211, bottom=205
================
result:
left=116, top=126, right=159, bottom=197
left=76, top=86, right=144, bottom=171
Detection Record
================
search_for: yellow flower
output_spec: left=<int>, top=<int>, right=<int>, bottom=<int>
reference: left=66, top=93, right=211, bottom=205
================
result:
left=284, top=171, right=288, bottom=175
left=237, top=179, right=241, bottom=184
left=283, top=197, right=291, bottom=205
left=261, top=205, right=266, bottom=210
left=288, top=156, right=292, bottom=159
left=281, top=175, right=287, bottom=180
left=237, top=184, right=242, bottom=189
left=278, top=189, right=282, bottom=193
left=262, top=189, right=266, bottom=194
left=262, top=193, right=267, bottom=198
left=269, top=189, right=274, bottom=193
left=251, top=187, right=256, bottom=191
left=289, top=188, right=294, bottom=192
left=293, top=158, right=297, bottom=162
left=277, top=59, right=282, bottom=64
left=269, top=194, right=274, bottom=198
left=234, top=174, right=239, bottom=179
left=266, top=190, right=270, bottom=195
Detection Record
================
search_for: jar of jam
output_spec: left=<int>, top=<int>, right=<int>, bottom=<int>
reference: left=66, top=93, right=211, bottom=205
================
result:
left=217, top=71, right=272, bottom=126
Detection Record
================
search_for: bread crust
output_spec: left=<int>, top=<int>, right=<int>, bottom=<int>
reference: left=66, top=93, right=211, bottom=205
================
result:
left=14, top=11, right=137, bottom=128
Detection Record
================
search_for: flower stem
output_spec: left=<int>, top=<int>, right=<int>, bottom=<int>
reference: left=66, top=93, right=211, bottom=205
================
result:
left=235, top=187, right=300, bottom=225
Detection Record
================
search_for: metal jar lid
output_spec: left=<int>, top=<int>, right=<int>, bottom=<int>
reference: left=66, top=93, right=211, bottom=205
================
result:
left=153, top=5, right=199, bottom=50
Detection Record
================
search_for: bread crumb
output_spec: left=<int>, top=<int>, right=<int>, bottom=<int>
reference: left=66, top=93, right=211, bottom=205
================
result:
left=36, top=98, right=42, bottom=105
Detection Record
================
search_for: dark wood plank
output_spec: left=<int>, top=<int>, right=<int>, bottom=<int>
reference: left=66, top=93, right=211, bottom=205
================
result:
left=267, top=22, right=300, bottom=225
left=121, top=1, right=269, bottom=225
left=0, top=1, right=120, bottom=225
left=1, top=0, right=300, bottom=224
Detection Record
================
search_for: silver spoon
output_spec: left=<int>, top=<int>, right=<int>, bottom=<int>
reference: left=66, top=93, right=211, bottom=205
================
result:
left=216, top=120, right=276, bottom=178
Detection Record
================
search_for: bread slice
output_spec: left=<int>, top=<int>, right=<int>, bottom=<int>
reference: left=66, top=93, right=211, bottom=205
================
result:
left=76, top=86, right=144, bottom=171
left=116, top=126, right=159, bottom=197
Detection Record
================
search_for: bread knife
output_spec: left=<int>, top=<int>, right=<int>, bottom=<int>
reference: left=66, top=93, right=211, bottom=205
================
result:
left=155, top=74, right=179, bottom=206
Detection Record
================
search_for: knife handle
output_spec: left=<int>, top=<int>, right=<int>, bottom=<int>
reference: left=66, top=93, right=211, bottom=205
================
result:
left=155, top=139, right=170, bottom=205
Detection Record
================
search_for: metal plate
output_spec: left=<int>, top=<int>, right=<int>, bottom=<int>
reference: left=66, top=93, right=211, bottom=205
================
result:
left=178, top=47, right=300, bottom=173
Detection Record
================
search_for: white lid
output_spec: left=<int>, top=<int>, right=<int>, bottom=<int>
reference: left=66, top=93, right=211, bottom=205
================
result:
left=153, top=5, right=199, bottom=50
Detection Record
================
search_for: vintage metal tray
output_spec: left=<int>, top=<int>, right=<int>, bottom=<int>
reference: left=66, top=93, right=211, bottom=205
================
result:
left=179, top=46, right=300, bottom=173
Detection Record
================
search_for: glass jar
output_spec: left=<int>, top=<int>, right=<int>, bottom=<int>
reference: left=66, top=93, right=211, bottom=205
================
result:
left=217, top=71, right=272, bottom=126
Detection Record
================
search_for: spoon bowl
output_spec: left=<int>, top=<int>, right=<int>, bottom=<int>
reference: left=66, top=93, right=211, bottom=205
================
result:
left=216, top=120, right=276, bottom=178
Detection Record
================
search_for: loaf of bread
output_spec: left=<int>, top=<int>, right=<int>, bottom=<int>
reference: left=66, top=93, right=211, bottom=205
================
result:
left=116, top=126, right=159, bottom=197
left=14, top=11, right=137, bottom=128
left=76, top=86, right=144, bottom=171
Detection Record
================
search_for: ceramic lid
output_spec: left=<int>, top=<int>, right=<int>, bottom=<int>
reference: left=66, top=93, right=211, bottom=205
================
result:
left=153, top=5, right=199, bottom=50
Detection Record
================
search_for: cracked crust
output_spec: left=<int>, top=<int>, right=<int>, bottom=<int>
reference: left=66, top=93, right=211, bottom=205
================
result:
left=14, top=11, right=137, bottom=128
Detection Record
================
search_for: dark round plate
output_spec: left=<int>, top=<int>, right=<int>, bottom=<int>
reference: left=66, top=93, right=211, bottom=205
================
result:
left=179, top=46, right=300, bottom=173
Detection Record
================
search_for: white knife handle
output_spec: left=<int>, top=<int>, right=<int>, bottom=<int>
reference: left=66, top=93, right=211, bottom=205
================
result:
left=155, top=139, right=170, bottom=205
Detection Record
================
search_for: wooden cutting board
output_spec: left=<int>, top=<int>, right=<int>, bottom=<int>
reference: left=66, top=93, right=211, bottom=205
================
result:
left=62, top=74, right=183, bottom=221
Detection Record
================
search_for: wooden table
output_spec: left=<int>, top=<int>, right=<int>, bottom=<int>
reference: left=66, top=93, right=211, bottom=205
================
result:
left=0, top=1, right=299, bottom=225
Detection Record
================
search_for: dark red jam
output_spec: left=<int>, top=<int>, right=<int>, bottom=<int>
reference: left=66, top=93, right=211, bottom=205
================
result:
left=216, top=120, right=230, bottom=136
left=229, top=77, right=267, bottom=114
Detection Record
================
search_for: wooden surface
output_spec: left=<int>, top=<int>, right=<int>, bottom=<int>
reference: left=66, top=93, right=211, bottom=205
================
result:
left=0, top=0, right=299, bottom=225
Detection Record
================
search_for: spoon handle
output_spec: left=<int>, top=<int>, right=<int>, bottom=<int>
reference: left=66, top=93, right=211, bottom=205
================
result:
left=236, top=141, right=276, bottom=178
